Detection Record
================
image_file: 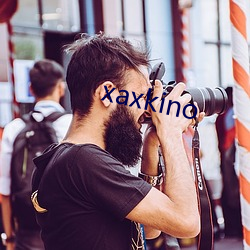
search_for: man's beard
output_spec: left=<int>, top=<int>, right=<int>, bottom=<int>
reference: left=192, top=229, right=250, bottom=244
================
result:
left=104, top=105, right=143, bottom=167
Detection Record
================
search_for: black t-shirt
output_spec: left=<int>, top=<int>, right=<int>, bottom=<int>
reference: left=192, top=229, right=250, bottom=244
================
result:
left=33, top=143, right=152, bottom=250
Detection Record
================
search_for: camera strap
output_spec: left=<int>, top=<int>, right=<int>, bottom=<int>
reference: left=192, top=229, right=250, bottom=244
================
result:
left=192, top=122, right=214, bottom=250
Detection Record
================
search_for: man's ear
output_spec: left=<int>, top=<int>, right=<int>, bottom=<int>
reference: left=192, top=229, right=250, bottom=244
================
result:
left=58, top=81, right=66, bottom=98
left=96, top=81, right=116, bottom=107
left=29, top=83, right=35, bottom=97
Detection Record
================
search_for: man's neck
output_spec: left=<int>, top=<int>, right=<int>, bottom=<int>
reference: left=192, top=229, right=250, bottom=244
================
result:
left=62, top=114, right=106, bottom=149
left=35, top=95, right=60, bottom=103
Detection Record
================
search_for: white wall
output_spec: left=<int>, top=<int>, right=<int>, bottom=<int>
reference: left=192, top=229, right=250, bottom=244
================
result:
left=145, top=0, right=175, bottom=82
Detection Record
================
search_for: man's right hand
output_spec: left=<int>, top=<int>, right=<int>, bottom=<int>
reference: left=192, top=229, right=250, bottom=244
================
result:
left=149, top=80, right=194, bottom=141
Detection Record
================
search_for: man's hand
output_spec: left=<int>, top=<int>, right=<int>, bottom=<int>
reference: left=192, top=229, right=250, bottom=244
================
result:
left=149, top=80, right=199, bottom=140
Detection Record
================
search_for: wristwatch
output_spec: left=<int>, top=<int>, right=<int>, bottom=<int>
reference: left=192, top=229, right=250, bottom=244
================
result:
left=139, top=172, right=164, bottom=187
left=1, top=233, right=15, bottom=246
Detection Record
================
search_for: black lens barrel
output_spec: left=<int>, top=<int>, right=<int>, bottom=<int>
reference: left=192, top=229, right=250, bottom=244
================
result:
left=149, top=62, right=228, bottom=118
left=187, top=87, right=228, bottom=116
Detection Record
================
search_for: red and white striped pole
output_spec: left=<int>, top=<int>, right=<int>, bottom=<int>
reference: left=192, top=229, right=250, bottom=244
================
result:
left=7, top=20, right=19, bottom=118
left=230, top=0, right=250, bottom=248
left=180, top=8, right=190, bottom=83
left=179, top=4, right=194, bottom=164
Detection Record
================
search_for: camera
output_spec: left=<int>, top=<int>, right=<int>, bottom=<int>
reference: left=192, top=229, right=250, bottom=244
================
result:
left=149, top=62, right=228, bottom=116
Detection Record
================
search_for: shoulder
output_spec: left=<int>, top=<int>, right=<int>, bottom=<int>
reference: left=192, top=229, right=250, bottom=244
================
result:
left=52, top=113, right=72, bottom=127
left=75, top=144, right=117, bottom=164
left=4, top=117, right=25, bottom=130
left=73, top=144, right=133, bottom=176
left=74, top=144, right=110, bottom=164
left=2, top=118, right=26, bottom=142
left=51, top=114, right=72, bottom=140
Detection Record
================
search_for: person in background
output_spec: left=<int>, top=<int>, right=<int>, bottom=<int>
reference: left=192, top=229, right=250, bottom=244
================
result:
left=215, top=86, right=242, bottom=238
left=199, top=115, right=224, bottom=239
left=0, top=59, right=72, bottom=250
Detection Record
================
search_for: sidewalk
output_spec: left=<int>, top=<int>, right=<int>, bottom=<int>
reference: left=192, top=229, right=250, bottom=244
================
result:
left=181, top=237, right=243, bottom=250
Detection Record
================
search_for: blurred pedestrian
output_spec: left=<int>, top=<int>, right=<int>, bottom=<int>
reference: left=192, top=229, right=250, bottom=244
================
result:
left=215, top=86, right=242, bottom=238
left=0, top=59, right=72, bottom=250
left=199, top=115, right=225, bottom=238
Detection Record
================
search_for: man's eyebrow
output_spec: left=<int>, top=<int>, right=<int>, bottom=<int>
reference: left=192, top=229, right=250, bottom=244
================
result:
left=133, top=88, right=148, bottom=97
left=142, top=83, right=151, bottom=95
left=134, top=90, right=147, bottom=96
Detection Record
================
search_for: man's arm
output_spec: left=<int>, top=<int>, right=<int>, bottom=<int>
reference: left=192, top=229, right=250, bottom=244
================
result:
left=0, top=121, right=23, bottom=250
left=140, top=126, right=161, bottom=239
left=1, top=195, right=15, bottom=250
left=126, top=81, right=200, bottom=238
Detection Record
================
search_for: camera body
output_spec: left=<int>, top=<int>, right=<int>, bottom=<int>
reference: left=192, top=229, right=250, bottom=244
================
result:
left=149, top=62, right=228, bottom=116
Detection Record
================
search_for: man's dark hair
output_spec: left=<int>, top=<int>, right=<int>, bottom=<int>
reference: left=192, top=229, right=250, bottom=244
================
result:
left=65, top=33, right=150, bottom=117
left=29, top=59, right=64, bottom=98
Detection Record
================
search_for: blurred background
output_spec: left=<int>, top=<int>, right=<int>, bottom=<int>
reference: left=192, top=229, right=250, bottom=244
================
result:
left=0, top=0, right=250, bottom=249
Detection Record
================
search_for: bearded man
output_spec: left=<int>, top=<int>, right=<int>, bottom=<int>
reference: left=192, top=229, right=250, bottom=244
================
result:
left=31, top=33, right=201, bottom=250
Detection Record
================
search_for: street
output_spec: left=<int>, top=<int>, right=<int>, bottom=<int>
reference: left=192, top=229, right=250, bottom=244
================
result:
left=182, top=237, right=243, bottom=250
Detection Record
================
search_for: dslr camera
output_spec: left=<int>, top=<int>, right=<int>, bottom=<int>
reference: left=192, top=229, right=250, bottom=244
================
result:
left=149, top=62, right=228, bottom=117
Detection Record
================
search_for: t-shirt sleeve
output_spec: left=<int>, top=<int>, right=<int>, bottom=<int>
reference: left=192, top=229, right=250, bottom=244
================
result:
left=74, top=145, right=152, bottom=220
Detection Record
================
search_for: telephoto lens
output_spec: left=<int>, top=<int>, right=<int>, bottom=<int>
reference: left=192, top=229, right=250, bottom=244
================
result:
left=187, top=87, right=228, bottom=116
left=150, top=62, right=228, bottom=117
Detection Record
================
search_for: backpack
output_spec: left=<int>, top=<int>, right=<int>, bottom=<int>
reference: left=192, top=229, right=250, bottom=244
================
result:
left=10, top=110, right=64, bottom=230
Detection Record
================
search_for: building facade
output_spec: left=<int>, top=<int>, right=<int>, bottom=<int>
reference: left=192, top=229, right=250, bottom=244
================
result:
left=0, top=0, right=250, bottom=124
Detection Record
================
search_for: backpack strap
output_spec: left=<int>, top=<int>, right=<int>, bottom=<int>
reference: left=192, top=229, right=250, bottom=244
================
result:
left=19, top=111, right=66, bottom=148
left=21, top=110, right=66, bottom=124
left=44, top=111, right=66, bottom=123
